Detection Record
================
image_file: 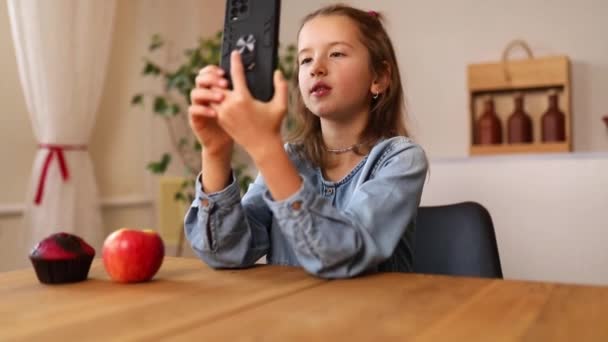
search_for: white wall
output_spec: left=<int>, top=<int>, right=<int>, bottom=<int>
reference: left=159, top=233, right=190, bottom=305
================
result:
left=0, top=2, right=35, bottom=205
left=0, top=0, right=224, bottom=271
left=344, top=0, right=608, bottom=285
left=351, top=0, right=608, bottom=157
left=2, top=0, right=607, bottom=284
left=422, top=153, right=608, bottom=285
left=0, top=1, right=42, bottom=270
left=278, top=0, right=340, bottom=45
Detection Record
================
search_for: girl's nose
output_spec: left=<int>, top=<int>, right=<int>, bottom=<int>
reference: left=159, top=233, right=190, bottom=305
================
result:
left=310, top=59, right=327, bottom=77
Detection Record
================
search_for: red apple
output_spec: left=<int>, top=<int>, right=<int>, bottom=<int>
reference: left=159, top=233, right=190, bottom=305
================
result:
left=102, top=228, right=164, bottom=283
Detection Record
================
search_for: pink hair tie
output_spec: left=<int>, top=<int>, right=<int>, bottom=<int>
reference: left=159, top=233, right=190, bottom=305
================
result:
left=368, top=10, right=379, bottom=17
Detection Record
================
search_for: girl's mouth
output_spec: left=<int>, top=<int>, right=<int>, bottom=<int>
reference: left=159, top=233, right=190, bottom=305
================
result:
left=311, top=82, right=332, bottom=97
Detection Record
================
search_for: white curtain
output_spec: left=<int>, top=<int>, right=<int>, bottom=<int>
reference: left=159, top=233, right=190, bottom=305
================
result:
left=8, top=0, right=117, bottom=252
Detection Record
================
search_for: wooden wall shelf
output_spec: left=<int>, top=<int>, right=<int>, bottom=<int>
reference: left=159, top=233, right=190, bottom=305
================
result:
left=468, top=41, right=572, bottom=156
left=470, top=142, right=569, bottom=156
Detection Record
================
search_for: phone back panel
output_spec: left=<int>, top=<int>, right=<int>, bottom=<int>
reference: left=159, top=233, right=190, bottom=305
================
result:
left=220, top=0, right=281, bottom=102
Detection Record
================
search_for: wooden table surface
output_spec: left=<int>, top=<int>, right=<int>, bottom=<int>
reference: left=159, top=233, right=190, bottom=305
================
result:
left=1, top=257, right=607, bottom=341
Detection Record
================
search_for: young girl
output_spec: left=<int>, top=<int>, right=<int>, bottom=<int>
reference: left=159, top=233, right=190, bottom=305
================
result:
left=185, top=4, right=428, bottom=278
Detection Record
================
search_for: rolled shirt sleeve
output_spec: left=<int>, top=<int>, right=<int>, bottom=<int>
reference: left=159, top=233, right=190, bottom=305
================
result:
left=184, top=172, right=271, bottom=268
left=263, top=142, right=428, bottom=278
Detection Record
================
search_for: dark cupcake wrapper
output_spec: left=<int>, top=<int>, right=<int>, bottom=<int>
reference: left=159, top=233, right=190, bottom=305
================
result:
left=29, top=255, right=94, bottom=284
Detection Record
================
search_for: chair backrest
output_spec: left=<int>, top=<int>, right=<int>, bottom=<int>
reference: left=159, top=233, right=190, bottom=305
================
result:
left=413, top=202, right=503, bottom=278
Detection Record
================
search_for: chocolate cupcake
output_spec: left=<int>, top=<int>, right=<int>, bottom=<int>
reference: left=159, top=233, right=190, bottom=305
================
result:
left=29, top=232, right=95, bottom=284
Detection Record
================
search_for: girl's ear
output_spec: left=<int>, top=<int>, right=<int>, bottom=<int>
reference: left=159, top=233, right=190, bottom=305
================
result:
left=370, top=61, right=392, bottom=94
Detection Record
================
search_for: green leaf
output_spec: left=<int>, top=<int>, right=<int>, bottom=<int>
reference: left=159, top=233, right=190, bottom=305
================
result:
left=180, top=179, right=190, bottom=189
left=170, top=104, right=181, bottom=116
left=143, top=60, right=161, bottom=76
left=134, top=32, right=297, bottom=199
left=178, top=138, right=188, bottom=149
left=188, top=49, right=204, bottom=68
left=131, top=94, right=143, bottom=106
left=234, top=164, right=253, bottom=195
left=285, top=112, right=296, bottom=131
left=239, top=175, right=253, bottom=194
left=149, top=34, right=164, bottom=51
left=153, top=97, right=169, bottom=115
left=166, top=70, right=193, bottom=95
left=187, top=193, right=195, bottom=203
left=146, top=153, right=171, bottom=174
left=203, top=39, right=218, bottom=51
left=209, top=46, right=221, bottom=65
left=174, top=191, right=186, bottom=202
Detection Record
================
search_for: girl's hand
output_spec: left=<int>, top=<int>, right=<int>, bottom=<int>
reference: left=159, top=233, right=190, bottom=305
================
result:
left=212, top=51, right=289, bottom=160
left=188, top=65, right=233, bottom=156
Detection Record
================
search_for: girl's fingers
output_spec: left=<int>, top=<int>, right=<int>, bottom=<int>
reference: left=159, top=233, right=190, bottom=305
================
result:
left=190, top=88, right=224, bottom=105
left=196, top=73, right=229, bottom=89
left=229, top=51, right=250, bottom=96
left=188, top=104, right=217, bottom=118
left=198, top=65, right=225, bottom=76
left=271, top=70, right=288, bottom=113
left=196, top=66, right=227, bottom=88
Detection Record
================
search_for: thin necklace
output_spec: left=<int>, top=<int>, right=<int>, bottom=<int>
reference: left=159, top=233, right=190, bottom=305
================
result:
left=325, top=142, right=364, bottom=154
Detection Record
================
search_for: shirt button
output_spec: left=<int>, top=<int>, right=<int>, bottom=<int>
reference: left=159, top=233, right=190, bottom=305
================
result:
left=201, top=199, right=210, bottom=207
left=291, top=200, right=302, bottom=210
left=326, top=188, right=334, bottom=195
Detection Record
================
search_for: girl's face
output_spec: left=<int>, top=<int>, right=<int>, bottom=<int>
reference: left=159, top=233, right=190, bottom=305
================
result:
left=297, top=15, right=375, bottom=121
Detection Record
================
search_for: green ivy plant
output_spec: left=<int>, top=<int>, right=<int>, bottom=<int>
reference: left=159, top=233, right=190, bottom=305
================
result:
left=131, top=32, right=296, bottom=204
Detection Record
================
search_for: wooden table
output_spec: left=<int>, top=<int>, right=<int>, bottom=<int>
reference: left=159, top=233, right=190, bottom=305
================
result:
left=1, top=257, right=607, bottom=341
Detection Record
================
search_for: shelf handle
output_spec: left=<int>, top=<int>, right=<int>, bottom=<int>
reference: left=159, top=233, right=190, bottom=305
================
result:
left=501, top=39, right=535, bottom=82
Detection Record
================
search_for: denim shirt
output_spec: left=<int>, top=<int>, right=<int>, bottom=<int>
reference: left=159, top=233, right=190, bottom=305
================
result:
left=184, top=136, right=428, bottom=279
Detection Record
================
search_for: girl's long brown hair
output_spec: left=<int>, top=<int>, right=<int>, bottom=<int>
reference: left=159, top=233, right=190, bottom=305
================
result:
left=288, top=4, right=410, bottom=168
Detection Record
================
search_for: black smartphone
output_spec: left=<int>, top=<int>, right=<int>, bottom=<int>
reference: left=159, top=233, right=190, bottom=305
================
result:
left=220, top=0, right=281, bottom=102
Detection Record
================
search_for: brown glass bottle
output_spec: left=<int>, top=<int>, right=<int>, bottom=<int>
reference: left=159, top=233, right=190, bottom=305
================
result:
left=476, top=97, right=502, bottom=145
left=507, top=93, right=533, bottom=143
left=541, top=92, right=566, bottom=142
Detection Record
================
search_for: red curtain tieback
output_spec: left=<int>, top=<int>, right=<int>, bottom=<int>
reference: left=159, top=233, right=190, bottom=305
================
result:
left=34, top=144, right=88, bottom=205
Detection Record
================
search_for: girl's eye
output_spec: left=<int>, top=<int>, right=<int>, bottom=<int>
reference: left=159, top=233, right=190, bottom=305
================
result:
left=300, top=57, right=312, bottom=65
left=330, top=52, right=345, bottom=58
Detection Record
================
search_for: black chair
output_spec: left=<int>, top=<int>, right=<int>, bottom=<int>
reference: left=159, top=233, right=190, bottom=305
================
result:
left=413, top=202, right=503, bottom=278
